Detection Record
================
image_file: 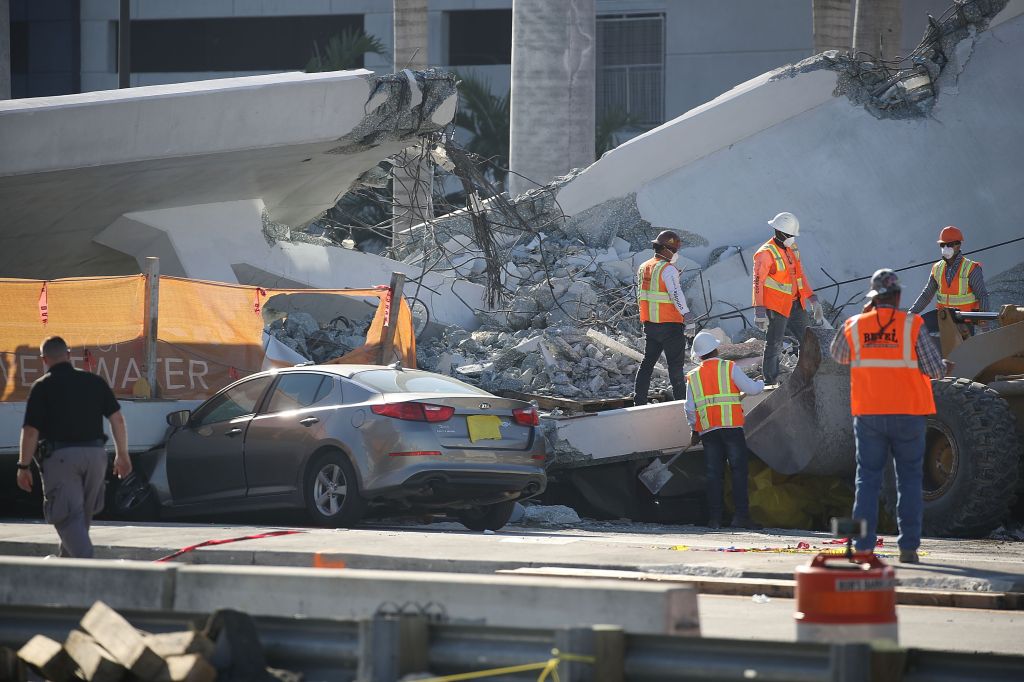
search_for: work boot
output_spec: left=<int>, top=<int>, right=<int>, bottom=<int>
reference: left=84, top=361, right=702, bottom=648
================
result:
left=899, top=549, right=920, bottom=564
left=731, top=515, right=763, bottom=530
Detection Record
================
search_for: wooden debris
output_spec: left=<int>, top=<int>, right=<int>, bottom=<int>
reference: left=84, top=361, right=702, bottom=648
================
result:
left=165, top=654, right=216, bottom=682
left=144, top=631, right=215, bottom=660
left=64, top=630, right=125, bottom=682
left=80, top=601, right=166, bottom=680
left=16, top=634, right=77, bottom=682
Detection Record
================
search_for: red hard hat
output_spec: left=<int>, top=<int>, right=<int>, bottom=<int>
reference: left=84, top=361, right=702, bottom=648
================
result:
left=938, top=225, right=964, bottom=243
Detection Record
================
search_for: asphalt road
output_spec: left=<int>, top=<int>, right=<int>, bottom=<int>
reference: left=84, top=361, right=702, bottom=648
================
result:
left=1, top=513, right=1021, bottom=656
left=698, top=595, right=1022, bottom=655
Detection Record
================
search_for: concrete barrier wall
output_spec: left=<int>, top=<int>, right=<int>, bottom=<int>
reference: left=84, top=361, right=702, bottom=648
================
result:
left=0, top=558, right=699, bottom=636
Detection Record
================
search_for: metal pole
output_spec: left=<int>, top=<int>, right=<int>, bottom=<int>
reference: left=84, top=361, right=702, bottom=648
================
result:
left=118, top=0, right=130, bottom=89
left=591, top=625, right=625, bottom=682
left=144, top=257, right=159, bottom=399
left=378, top=272, right=406, bottom=366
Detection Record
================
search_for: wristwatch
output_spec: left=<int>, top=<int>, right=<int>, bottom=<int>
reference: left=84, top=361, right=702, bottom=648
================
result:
left=16, top=463, right=31, bottom=470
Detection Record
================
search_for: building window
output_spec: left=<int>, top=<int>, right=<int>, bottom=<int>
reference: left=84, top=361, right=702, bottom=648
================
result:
left=596, top=13, right=665, bottom=126
left=446, top=10, right=513, bottom=65
left=125, top=15, right=365, bottom=73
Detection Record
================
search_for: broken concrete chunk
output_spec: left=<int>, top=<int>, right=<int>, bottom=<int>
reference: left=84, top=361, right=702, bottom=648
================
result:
left=65, top=630, right=125, bottom=682
left=80, top=601, right=166, bottom=680
left=17, top=635, right=76, bottom=682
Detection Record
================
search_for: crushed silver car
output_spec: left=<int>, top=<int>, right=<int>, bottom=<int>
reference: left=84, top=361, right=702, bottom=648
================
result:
left=117, top=365, right=546, bottom=531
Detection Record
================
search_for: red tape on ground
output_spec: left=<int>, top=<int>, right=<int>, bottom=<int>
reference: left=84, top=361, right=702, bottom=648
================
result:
left=154, top=529, right=305, bottom=563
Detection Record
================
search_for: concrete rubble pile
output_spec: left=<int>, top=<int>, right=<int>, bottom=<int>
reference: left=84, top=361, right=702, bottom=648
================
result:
left=264, top=311, right=373, bottom=364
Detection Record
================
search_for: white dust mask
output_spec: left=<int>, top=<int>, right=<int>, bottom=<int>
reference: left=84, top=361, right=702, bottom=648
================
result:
left=782, top=236, right=796, bottom=248
left=670, top=251, right=679, bottom=265
left=941, top=246, right=955, bottom=259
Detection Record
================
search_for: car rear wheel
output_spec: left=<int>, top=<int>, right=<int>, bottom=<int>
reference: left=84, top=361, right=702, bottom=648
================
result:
left=304, top=451, right=366, bottom=527
left=457, top=500, right=516, bottom=531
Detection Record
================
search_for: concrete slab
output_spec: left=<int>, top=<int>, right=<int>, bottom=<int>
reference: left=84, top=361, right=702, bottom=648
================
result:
left=0, top=519, right=1020, bottom=595
left=0, top=556, right=175, bottom=611
left=0, top=553, right=699, bottom=636
left=172, top=564, right=699, bottom=636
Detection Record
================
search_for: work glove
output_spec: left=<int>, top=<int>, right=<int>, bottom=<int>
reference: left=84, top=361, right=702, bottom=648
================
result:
left=754, top=315, right=769, bottom=332
left=684, top=322, right=697, bottom=338
left=689, top=431, right=701, bottom=447
left=808, top=296, right=824, bottom=325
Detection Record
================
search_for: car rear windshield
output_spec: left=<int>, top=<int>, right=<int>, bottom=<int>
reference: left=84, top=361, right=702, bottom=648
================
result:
left=353, top=370, right=490, bottom=395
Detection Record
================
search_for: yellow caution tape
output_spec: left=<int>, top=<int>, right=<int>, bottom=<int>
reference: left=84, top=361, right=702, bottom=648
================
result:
left=416, top=649, right=595, bottom=682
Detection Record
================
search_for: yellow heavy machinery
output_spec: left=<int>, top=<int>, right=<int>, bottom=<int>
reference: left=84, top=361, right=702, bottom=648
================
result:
left=744, top=305, right=1024, bottom=537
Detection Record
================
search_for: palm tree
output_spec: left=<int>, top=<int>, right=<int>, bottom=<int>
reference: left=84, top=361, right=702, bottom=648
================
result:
left=453, top=73, right=510, bottom=190
left=595, top=108, right=636, bottom=157
left=306, top=28, right=387, bottom=72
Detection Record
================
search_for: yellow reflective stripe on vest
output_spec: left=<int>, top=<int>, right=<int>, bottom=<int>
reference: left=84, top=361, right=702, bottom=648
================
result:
left=933, top=259, right=978, bottom=307
left=638, top=260, right=669, bottom=322
left=761, top=242, right=795, bottom=295
left=850, top=313, right=917, bottom=369
left=690, top=359, right=742, bottom=428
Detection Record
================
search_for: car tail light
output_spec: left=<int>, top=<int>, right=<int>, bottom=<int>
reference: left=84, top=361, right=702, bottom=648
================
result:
left=371, top=402, right=455, bottom=423
left=512, top=406, right=539, bottom=426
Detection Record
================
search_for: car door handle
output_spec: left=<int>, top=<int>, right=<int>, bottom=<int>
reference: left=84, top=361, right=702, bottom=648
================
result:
left=225, top=428, right=243, bottom=437
left=299, top=417, right=319, bottom=427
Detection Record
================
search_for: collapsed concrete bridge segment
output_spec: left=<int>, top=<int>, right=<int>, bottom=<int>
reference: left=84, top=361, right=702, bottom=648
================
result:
left=0, top=68, right=458, bottom=286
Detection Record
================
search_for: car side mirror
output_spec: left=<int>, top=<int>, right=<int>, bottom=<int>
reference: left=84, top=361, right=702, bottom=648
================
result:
left=166, top=410, right=191, bottom=427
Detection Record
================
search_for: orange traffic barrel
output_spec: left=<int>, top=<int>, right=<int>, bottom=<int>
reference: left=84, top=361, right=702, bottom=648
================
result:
left=794, top=552, right=897, bottom=644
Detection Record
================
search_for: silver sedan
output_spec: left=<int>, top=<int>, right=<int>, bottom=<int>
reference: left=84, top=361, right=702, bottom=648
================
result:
left=118, top=365, right=547, bottom=531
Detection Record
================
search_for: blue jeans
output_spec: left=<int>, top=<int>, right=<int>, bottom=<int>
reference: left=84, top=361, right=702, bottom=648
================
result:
left=851, top=415, right=926, bottom=552
left=702, top=427, right=750, bottom=523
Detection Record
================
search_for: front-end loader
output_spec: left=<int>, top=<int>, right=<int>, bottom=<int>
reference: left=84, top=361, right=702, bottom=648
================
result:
left=743, top=305, right=1024, bottom=537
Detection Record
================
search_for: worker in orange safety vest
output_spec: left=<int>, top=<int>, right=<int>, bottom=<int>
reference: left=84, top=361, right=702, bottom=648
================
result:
left=634, top=230, right=697, bottom=404
left=829, top=269, right=950, bottom=564
left=910, top=225, right=989, bottom=315
left=685, top=331, right=765, bottom=529
left=752, top=212, right=824, bottom=384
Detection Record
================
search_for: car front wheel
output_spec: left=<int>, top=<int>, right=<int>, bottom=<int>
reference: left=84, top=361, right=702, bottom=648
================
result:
left=457, top=500, right=516, bottom=531
left=304, top=451, right=366, bottom=527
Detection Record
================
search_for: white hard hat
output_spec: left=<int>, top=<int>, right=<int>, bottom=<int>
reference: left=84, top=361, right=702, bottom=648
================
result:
left=691, top=331, right=721, bottom=360
left=768, top=212, right=800, bottom=236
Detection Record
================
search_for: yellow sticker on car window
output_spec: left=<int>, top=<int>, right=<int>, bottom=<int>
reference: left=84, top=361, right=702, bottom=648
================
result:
left=467, top=414, right=503, bottom=442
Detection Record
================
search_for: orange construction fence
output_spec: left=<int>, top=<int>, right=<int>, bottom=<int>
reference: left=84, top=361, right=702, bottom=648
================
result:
left=0, top=274, right=415, bottom=402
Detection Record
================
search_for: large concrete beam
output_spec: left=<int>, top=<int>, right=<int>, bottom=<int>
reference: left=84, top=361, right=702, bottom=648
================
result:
left=0, top=558, right=700, bottom=636
left=509, top=0, right=595, bottom=196
left=0, top=70, right=457, bottom=279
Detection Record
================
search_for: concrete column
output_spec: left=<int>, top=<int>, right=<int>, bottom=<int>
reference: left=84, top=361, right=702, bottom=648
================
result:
left=393, top=0, right=427, bottom=71
left=813, top=0, right=853, bottom=54
left=0, top=0, right=10, bottom=100
left=853, top=0, right=902, bottom=62
left=509, top=0, right=595, bottom=197
left=392, top=0, right=431, bottom=243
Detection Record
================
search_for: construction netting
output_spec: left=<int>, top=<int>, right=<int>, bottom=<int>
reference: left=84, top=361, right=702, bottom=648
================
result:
left=0, top=275, right=415, bottom=402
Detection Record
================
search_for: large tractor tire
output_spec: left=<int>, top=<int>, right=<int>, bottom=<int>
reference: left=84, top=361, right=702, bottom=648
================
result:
left=887, top=378, right=1021, bottom=538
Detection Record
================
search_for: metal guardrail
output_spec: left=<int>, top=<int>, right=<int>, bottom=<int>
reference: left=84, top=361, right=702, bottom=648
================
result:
left=1, top=605, right=1022, bottom=681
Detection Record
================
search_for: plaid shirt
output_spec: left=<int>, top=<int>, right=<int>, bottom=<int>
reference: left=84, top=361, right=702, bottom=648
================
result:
left=910, top=254, right=989, bottom=313
left=830, top=306, right=946, bottom=379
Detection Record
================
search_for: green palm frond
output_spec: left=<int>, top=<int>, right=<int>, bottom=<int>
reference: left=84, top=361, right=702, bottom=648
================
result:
left=453, top=72, right=510, bottom=186
left=307, top=28, right=387, bottom=72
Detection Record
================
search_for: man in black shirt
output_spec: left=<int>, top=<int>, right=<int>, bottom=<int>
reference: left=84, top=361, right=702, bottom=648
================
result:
left=16, top=336, right=132, bottom=558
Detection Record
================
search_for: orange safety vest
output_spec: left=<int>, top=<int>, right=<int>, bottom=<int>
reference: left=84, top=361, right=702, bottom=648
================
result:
left=752, top=239, right=813, bottom=317
left=637, top=257, right=684, bottom=324
left=687, top=358, right=744, bottom=432
left=842, top=309, right=936, bottom=416
left=931, top=257, right=980, bottom=311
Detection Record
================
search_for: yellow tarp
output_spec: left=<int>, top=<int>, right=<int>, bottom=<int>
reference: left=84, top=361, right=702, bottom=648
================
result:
left=0, top=275, right=416, bottom=402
